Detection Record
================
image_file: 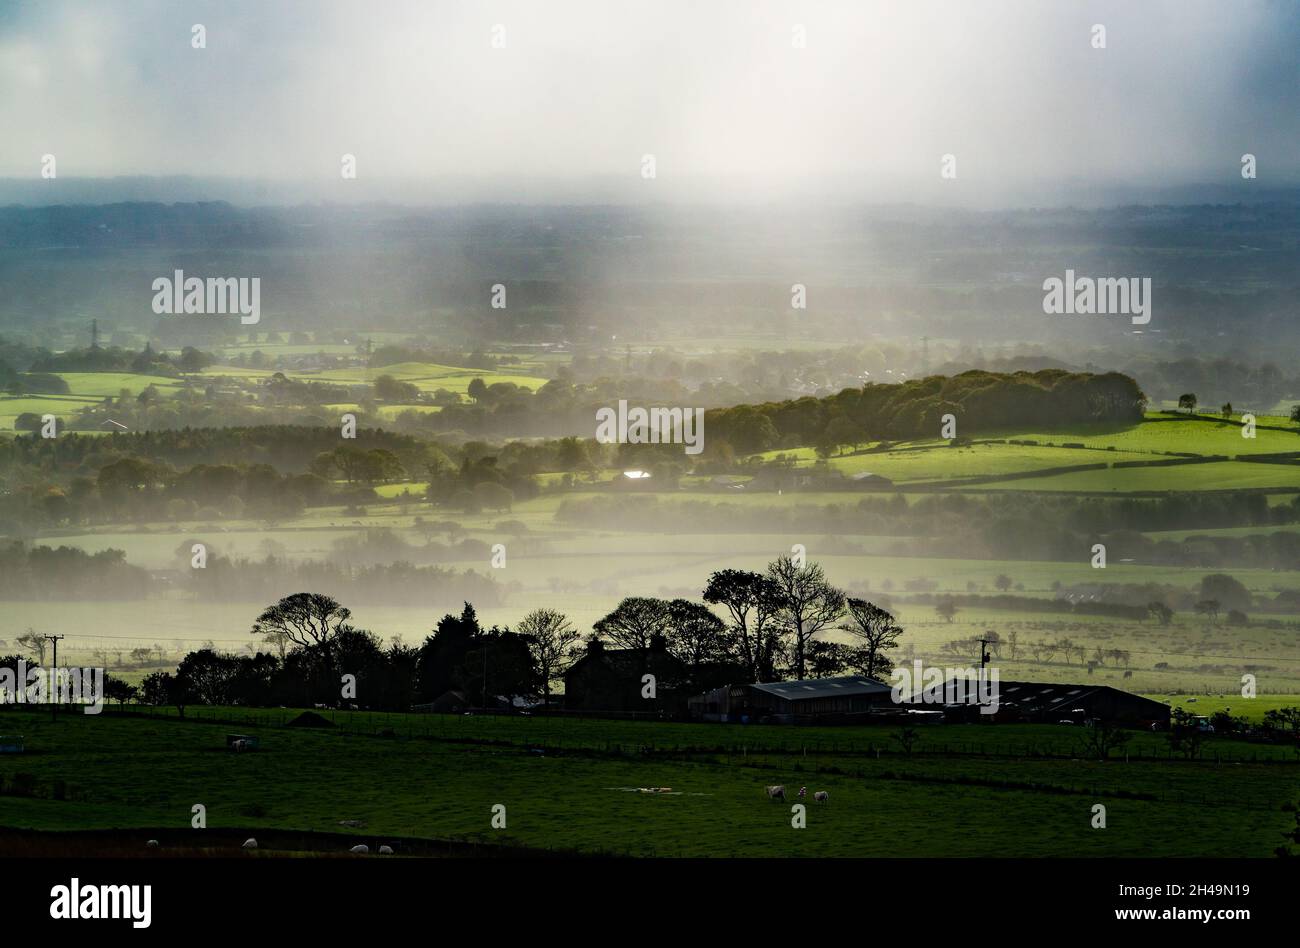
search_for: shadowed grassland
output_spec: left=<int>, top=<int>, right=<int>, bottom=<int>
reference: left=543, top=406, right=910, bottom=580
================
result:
left=0, top=709, right=1294, bottom=857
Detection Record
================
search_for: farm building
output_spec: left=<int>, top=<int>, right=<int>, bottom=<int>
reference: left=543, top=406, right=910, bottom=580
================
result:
left=563, top=637, right=691, bottom=714
left=848, top=471, right=894, bottom=488
left=918, top=679, right=1171, bottom=727
left=689, top=675, right=894, bottom=723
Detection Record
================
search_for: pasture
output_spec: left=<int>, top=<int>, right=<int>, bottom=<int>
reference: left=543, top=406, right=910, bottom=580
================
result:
left=0, top=708, right=1294, bottom=857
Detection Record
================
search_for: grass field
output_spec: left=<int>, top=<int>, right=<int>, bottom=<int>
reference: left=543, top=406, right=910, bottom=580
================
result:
left=1, top=708, right=1295, bottom=857
left=997, top=415, right=1300, bottom=457
left=977, top=461, right=1300, bottom=493
left=0, top=393, right=103, bottom=429
left=198, top=360, right=550, bottom=398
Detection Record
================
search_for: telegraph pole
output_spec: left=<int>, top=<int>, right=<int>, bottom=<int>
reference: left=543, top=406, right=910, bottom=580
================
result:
left=43, top=634, right=65, bottom=722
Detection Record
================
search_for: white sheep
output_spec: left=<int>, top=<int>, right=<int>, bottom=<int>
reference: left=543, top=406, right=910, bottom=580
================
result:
left=813, top=791, right=829, bottom=803
left=378, top=845, right=394, bottom=855
left=766, top=785, right=786, bottom=801
left=146, top=839, right=159, bottom=848
left=349, top=844, right=369, bottom=854
left=242, top=838, right=257, bottom=850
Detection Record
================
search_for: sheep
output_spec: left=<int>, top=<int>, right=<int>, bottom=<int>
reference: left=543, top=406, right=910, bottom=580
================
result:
left=242, top=838, right=258, bottom=850
left=231, top=739, right=247, bottom=752
left=378, top=845, right=394, bottom=855
left=765, top=785, right=786, bottom=801
left=349, top=844, right=369, bottom=854
left=146, top=839, right=159, bottom=848
left=813, top=791, right=829, bottom=804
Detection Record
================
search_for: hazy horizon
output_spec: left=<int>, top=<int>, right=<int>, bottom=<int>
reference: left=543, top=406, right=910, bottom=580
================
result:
left=3, top=0, right=1298, bottom=206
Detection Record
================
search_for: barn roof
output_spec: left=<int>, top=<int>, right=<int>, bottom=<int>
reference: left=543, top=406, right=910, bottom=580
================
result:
left=749, top=676, right=891, bottom=700
left=915, top=678, right=1168, bottom=714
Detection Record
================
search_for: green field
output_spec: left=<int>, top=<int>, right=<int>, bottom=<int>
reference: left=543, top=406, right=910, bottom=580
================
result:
left=0, top=708, right=1294, bottom=857
left=0, top=393, right=103, bottom=429
left=997, top=415, right=1300, bottom=457
left=978, top=461, right=1300, bottom=493
left=199, top=360, right=549, bottom=398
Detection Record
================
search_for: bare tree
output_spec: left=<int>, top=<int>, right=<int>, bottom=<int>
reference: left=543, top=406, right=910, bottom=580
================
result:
left=892, top=726, right=919, bottom=755
left=703, top=569, right=784, bottom=682
left=16, top=630, right=46, bottom=665
left=1079, top=720, right=1131, bottom=761
left=839, top=599, right=904, bottom=679
left=518, top=608, right=580, bottom=702
left=766, top=556, right=845, bottom=680
left=261, top=630, right=291, bottom=661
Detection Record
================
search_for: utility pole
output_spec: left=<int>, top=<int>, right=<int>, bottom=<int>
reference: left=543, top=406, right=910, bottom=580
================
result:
left=90, top=318, right=100, bottom=350
left=43, top=634, right=65, bottom=722
left=977, top=636, right=993, bottom=673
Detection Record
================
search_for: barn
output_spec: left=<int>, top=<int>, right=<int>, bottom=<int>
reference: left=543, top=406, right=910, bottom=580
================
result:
left=921, top=679, right=1171, bottom=727
left=689, top=675, right=894, bottom=723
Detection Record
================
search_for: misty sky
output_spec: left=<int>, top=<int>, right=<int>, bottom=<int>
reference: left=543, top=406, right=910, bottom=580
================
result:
left=2, top=0, right=1298, bottom=204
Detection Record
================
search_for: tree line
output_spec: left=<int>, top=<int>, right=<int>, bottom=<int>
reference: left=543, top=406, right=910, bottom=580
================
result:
left=76, top=557, right=906, bottom=713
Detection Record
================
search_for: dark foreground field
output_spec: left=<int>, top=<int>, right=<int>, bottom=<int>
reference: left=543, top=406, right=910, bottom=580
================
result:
left=1, top=707, right=1297, bottom=857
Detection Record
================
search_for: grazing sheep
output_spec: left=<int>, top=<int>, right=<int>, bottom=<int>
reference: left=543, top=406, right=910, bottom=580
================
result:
left=813, top=791, right=829, bottom=804
left=349, top=844, right=369, bottom=854
left=146, top=839, right=159, bottom=848
left=231, top=739, right=247, bottom=752
left=242, top=838, right=258, bottom=850
left=378, top=845, right=394, bottom=855
left=765, top=785, right=786, bottom=801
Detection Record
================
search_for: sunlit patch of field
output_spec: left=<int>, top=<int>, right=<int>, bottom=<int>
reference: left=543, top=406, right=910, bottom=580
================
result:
left=0, top=394, right=103, bottom=429
left=977, top=461, right=1300, bottom=493
left=54, top=372, right=187, bottom=397
left=997, top=414, right=1300, bottom=457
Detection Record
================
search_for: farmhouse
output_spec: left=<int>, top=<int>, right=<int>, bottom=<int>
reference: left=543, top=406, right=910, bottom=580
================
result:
left=689, top=675, right=894, bottom=723
left=563, top=637, right=690, bottom=714
left=923, top=679, right=1170, bottom=727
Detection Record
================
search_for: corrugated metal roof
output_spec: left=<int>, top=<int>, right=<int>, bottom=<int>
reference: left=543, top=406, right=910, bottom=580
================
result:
left=915, top=679, right=1167, bottom=713
left=749, top=676, right=890, bottom=699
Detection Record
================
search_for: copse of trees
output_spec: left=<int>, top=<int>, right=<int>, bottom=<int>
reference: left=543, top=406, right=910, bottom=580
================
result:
left=0, top=542, right=151, bottom=600
left=24, top=342, right=215, bottom=376
left=705, top=369, right=1147, bottom=455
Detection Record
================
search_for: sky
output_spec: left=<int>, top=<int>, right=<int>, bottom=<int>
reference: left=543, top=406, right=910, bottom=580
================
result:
left=1, top=0, right=1298, bottom=204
